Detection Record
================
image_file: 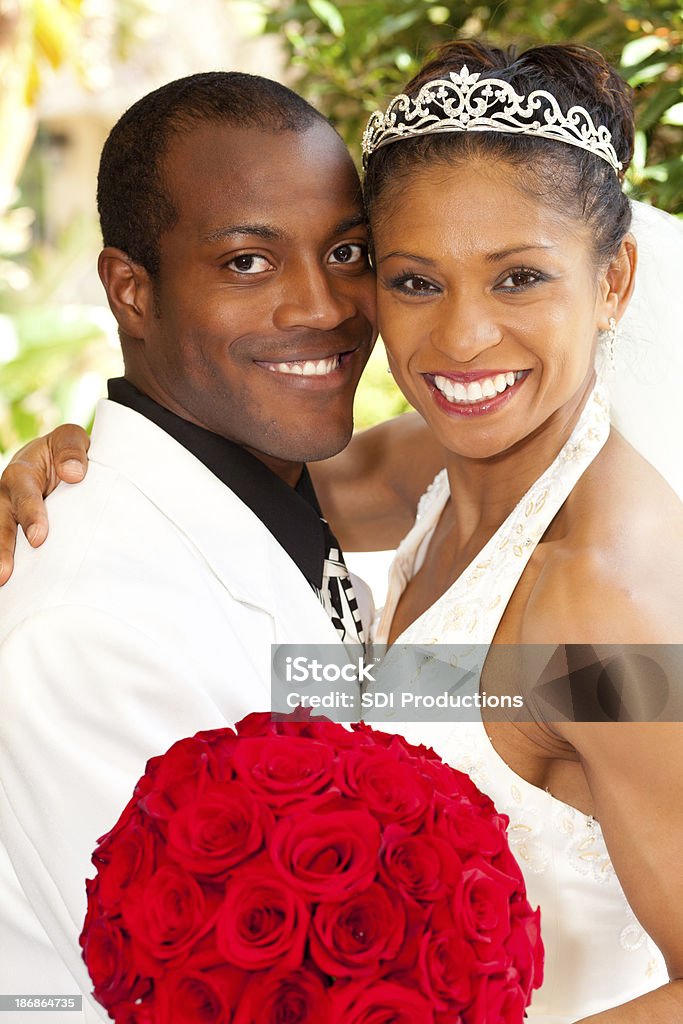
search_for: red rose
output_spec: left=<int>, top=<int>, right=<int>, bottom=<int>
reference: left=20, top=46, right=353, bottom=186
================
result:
left=380, top=826, right=462, bottom=903
left=215, top=865, right=309, bottom=970
left=432, top=798, right=508, bottom=859
left=351, top=722, right=441, bottom=762
left=454, top=859, right=519, bottom=964
left=273, top=715, right=367, bottom=751
left=154, top=965, right=244, bottom=1024
left=80, top=916, right=148, bottom=1011
left=235, top=712, right=279, bottom=737
left=138, top=738, right=225, bottom=822
left=311, top=883, right=405, bottom=977
left=113, top=999, right=155, bottom=1024
left=386, top=899, right=431, bottom=974
left=505, top=905, right=544, bottom=998
left=330, top=980, right=435, bottom=1024
left=271, top=809, right=380, bottom=900
left=232, top=736, right=335, bottom=810
left=166, top=782, right=268, bottom=876
left=191, top=728, right=240, bottom=778
left=275, top=710, right=345, bottom=734
left=421, top=760, right=497, bottom=810
left=336, top=748, right=432, bottom=831
left=94, top=814, right=159, bottom=912
left=122, top=865, right=216, bottom=963
left=233, top=968, right=330, bottom=1024
left=466, top=972, right=527, bottom=1024
left=417, top=927, right=477, bottom=1011
left=491, top=842, right=526, bottom=891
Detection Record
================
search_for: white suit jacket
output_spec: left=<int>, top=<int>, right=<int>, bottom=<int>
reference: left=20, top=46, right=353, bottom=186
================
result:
left=0, top=399, right=359, bottom=1021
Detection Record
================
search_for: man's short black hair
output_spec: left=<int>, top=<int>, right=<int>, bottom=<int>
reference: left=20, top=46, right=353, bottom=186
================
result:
left=97, top=71, right=328, bottom=276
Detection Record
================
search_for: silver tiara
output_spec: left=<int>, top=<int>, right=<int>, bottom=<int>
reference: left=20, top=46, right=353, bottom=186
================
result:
left=362, top=65, right=622, bottom=176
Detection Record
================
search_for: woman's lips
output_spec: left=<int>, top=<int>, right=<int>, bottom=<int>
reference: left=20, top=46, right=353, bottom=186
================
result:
left=424, top=369, right=530, bottom=415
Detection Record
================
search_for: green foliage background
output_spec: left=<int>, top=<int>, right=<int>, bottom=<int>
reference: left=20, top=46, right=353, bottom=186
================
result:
left=263, top=0, right=683, bottom=211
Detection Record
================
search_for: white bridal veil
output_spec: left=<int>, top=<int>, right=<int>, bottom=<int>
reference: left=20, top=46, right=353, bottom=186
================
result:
left=613, top=201, right=683, bottom=500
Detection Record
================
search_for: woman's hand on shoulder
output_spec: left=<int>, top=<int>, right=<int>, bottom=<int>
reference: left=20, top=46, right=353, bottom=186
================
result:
left=0, top=424, right=90, bottom=584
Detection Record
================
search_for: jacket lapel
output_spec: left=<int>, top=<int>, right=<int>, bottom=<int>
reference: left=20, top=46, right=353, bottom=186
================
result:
left=89, top=400, right=343, bottom=645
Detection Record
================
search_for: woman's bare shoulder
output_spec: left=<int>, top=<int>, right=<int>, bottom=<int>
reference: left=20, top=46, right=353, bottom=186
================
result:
left=522, top=432, right=683, bottom=644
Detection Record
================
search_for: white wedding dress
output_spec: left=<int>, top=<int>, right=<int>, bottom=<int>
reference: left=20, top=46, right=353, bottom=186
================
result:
left=371, top=381, right=669, bottom=1022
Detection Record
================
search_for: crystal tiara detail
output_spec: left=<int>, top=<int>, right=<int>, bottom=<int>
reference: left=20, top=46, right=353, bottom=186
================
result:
left=362, top=65, right=623, bottom=176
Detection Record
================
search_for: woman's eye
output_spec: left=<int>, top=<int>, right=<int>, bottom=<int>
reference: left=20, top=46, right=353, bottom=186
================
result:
left=389, top=275, right=440, bottom=295
left=226, top=254, right=272, bottom=274
left=328, top=243, right=367, bottom=266
left=498, top=268, right=543, bottom=290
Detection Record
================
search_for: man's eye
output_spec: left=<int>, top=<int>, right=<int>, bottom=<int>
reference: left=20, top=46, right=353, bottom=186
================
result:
left=226, top=254, right=272, bottom=274
left=328, top=243, right=367, bottom=266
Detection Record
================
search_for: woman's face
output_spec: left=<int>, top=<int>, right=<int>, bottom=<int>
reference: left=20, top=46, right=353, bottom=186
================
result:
left=373, top=157, right=614, bottom=460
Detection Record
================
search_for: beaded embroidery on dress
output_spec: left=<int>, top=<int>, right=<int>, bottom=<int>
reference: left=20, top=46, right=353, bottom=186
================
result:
left=372, top=380, right=667, bottom=1023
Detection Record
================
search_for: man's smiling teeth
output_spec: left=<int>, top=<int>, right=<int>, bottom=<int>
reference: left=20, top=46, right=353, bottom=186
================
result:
left=266, top=355, right=341, bottom=376
left=433, top=371, right=524, bottom=404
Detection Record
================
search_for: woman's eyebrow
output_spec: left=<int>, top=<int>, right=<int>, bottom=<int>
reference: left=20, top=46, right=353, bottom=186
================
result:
left=377, top=251, right=436, bottom=266
left=485, top=243, right=557, bottom=263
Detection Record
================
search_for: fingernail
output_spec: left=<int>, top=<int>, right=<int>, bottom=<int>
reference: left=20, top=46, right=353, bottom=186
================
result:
left=27, top=524, right=40, bottom=545
left=63, top=459, right=84, bottom=475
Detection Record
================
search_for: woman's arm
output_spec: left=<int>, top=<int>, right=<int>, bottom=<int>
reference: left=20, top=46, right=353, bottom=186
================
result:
left=310, top=412, right=445, bottom=551
left=0, top=425, right=90, bottom=583
left=561, top=715, right=683, bottom=1023
left=523, top=547, right=683, bottom=1022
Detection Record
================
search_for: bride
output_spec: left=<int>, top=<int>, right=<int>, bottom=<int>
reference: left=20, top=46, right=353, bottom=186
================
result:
left=354, top=40, right=683, bottom=1024
left=353, top=41, right=683, bottom=1023
left=1, top=40, right=682, bottom=1024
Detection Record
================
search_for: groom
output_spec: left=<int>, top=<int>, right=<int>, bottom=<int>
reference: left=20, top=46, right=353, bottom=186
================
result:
left=0, top=71, right=426, bottom=1020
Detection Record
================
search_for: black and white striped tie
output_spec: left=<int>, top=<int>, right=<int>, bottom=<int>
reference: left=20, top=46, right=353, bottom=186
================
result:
left=316, top=519, right=365, bottom=647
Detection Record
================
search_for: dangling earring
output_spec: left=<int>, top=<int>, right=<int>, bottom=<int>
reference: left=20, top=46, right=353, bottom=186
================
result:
left=599, top=316, right=618, bottom=375
left=607, top=316, right=618, bottom=371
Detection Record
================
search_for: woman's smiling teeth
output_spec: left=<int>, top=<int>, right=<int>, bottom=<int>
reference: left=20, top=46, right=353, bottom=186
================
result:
left=264, top=355, right=342, bottom=376
left=433, top=370, right=525, bottom=404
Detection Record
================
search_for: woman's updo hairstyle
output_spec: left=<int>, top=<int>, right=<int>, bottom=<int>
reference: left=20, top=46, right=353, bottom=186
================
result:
left=364, top=41, right=635, bottom=267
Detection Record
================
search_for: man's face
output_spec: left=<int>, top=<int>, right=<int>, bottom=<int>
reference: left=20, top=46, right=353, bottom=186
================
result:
left=129, top=120, right=376, bottom=472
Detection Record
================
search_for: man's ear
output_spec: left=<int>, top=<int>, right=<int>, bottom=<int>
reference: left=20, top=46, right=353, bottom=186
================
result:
left=598, top=233, right=637, bottom=329
left=98, top=248, right=154, bottom=339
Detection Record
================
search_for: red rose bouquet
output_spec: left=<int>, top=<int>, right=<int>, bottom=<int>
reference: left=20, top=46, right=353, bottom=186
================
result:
left=80, top=713, right=543, bottom=1023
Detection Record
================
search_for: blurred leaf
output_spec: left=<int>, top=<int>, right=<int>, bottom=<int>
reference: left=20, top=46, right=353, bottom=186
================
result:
left=631, top=129, right=649, bottom=174
left=621, top=34, right=668, bottom=67
left=637, top=82, right=683, bottom=131
left=308, top=0, right=345, bottom=37
left=662, top=101, right=683, bottom=125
